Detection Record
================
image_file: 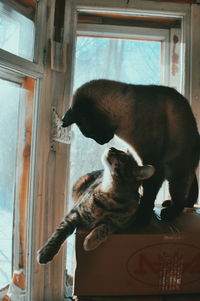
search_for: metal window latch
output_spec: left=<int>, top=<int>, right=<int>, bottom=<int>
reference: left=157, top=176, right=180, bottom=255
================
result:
left=51, top=106, right=73, bottom=145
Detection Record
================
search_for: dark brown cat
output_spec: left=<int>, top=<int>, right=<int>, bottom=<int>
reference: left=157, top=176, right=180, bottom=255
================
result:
left=62, top=79, right=200, bottom=223
left=37, top=147, right=154, bottom=264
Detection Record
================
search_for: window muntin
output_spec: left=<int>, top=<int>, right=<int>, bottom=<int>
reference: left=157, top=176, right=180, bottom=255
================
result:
left=0, top=2, right=35, bottom=61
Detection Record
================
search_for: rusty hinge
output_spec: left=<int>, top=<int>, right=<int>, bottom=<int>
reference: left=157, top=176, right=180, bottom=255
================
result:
left=51, top=106, right=73, bottom=148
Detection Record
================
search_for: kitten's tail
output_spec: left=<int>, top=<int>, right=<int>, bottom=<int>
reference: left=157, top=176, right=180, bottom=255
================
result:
left=37, top=211, right=78, bottom=264
left=72, top=170, right=102, bottom=202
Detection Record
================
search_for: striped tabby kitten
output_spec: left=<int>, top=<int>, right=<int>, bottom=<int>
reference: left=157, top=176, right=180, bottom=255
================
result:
left=37, top=147, right=154, bottom=264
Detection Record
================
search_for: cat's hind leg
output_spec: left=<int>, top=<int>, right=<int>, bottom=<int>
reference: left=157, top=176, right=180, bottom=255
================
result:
left=162, top=175, right=198, bottom=209
left=83, top=223, right=115, bottom=251
left=161, top=169, right=196, bottom=220
left=37, top=210, right=79, bottom=264
left=134, top=167, right=165, bottom=225
left=185, top=175, right=199, bottom=207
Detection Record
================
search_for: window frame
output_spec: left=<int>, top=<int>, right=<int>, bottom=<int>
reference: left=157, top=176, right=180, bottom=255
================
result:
left=0, top=0, right=45, bottom=72
left=0, top=0, right=47, bottom=299
left=63, top=2, right=199, bottom=300
left=36, top=1, right=200, bottom=299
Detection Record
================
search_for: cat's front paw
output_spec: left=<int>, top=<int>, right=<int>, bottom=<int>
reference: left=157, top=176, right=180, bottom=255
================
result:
left=160, top=206, right=182, bottom=221
left=37, top=246, right=54, bottom=264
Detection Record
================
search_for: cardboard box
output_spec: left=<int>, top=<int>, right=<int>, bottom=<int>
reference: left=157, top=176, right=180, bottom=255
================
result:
left=74, top=209, right=200, bottom=296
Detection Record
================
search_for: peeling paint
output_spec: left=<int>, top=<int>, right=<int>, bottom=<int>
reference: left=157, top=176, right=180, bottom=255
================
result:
left=172, top=34, right=179, bottom=76
left=2, top=270, right=25, bottom=301
left=18, top=78, right=34, bottom=271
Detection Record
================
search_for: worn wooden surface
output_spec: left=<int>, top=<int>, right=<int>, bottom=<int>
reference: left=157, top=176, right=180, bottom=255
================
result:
left=190, top=4, right=200, bottom=203
left=191, top=5, right=200, bottom=133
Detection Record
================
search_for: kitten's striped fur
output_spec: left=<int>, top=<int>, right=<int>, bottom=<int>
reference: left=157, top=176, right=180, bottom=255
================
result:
left=37, top=147, right=154, bottom=264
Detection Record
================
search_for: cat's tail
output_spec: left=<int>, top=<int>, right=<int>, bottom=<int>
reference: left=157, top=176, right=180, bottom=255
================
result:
left=72, top=170, right=102, bottom=202
left=37, top=211, right=78, bottom=264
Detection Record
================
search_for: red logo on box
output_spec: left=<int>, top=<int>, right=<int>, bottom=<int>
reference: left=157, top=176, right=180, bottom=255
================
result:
left=126, top=242, right=200, bottom=290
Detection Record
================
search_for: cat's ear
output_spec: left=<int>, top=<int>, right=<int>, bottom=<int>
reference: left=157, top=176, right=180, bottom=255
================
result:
left=62, top=108, right=75, bottom=127
left=136, top=165, right=155, bottom=180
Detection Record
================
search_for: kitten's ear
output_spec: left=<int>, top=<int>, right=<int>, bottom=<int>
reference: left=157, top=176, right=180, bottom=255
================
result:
left=136, top=165, right=155, bottom=180
left=62, top=108, right=75, bottom=127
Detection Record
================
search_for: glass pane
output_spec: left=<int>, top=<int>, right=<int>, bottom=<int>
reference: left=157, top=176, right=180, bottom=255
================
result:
left=74, top=37, right=161, bottom=91
left=0, top=3, right=35, bottom=61
left=0, top=79, right=20, bottom=288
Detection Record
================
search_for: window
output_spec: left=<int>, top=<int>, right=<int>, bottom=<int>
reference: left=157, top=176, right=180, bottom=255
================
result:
left=1, top=1, right=199, bottom=301
left=0, top=0, right=43, bottom=299
left=66, top=10, right=184, bottom=289
left=0, top=3, right=35, bottom=61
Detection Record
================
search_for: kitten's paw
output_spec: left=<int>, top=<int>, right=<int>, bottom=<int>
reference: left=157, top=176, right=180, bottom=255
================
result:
left=83, top=238, right=100, bottom=251
left=37, top=247, right=54, bottom=264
